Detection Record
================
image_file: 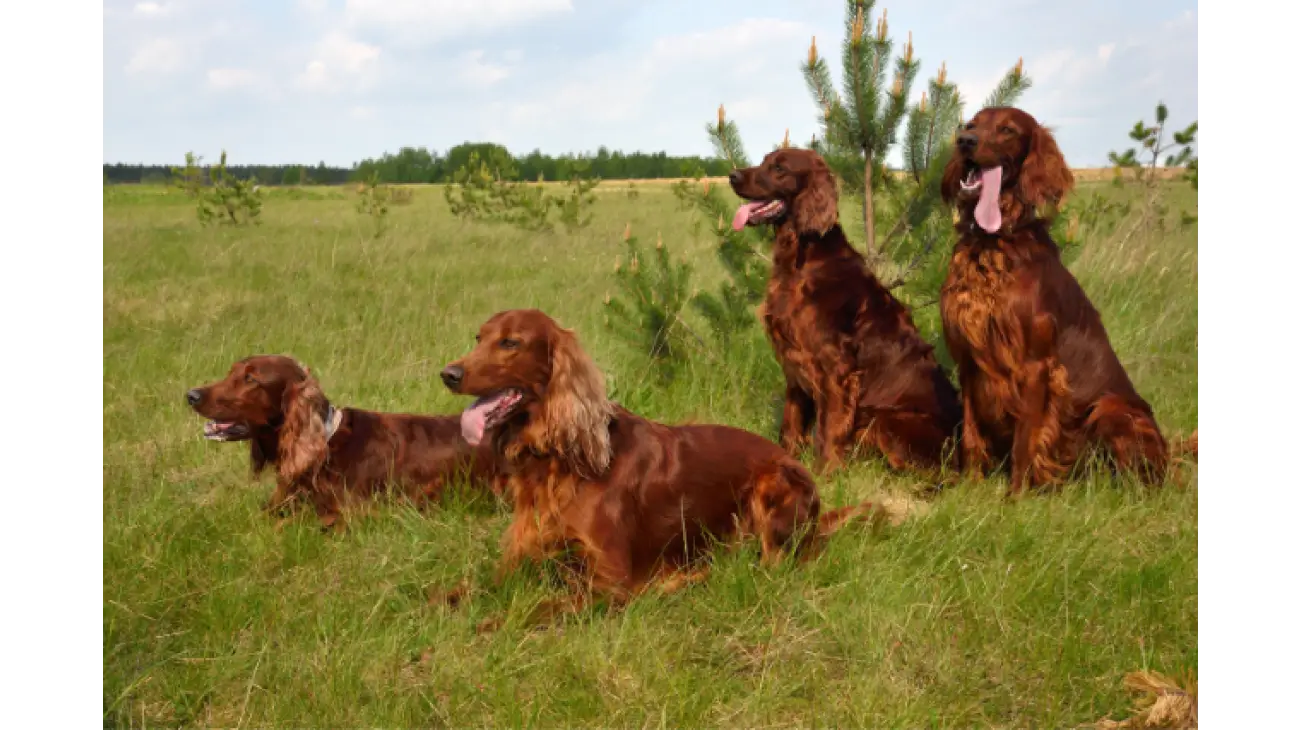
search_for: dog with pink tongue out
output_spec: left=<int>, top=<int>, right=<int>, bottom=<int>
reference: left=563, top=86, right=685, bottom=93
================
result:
left=937, top=106, right=1176, bottom=493
left=726, top=147, right=961, bottom=475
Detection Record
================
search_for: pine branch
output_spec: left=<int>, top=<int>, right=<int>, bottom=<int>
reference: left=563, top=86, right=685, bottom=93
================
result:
left=903, top=97, right=929, bottom=183
left=922, top=74, right=957, bottom=176
left=708, top=105, right=751, bottom=169
left=878, top=32, right=919, bottom=149
left=841, top=0, right=877, bottom=151
left=802, top=37, right=844, bottom=127
left=982, top=59, right=1031, bottom=109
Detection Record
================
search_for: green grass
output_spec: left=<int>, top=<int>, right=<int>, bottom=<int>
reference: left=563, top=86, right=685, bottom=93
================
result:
left=104, top=180, right=1197, bottom=727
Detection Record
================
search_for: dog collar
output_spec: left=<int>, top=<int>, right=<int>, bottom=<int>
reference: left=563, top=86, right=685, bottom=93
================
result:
left=324, top=405, right=343, bottom=441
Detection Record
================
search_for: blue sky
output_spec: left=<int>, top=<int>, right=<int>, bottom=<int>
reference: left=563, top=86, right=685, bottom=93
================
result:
left=103, top=0, right=1198, bottom=168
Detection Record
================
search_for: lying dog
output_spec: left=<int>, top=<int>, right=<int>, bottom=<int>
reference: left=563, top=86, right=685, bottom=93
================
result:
left=187, top=355, right=505, bottom=528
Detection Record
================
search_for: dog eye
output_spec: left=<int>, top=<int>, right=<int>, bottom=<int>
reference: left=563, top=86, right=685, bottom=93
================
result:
left=998, top=125, right=1016, bottom=135
left=772, top=164, right=786, bottom=174
left=499, top=338, right=519, bottom=350
left=243, top=373, right=255, bottom=384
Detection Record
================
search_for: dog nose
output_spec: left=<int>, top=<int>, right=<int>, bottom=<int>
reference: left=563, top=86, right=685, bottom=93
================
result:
left=957, top=132, right=978, bottom=151
left=186, top=389, right=202, bottom=407
left=440, top=365, right=464, bottom=390
left=728, top=169, right=743, bottom=185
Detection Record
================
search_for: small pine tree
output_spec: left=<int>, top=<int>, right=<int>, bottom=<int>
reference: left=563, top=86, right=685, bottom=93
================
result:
left=603, top=225, right=694, bottom=370
left=205, top=151, right=263, bottom=225
left=801, top=1, right=920, bottom=259
left=1107, top=102, right=1198, bottom=231
left=672, top=104, right=774, bottom=344
left=498, top=180, right=552, bottom=232
left=170, top=151, right=262, bottom=226
left=443, top=151, right=499, bottom=221
left=1107, top=102, right=1197, bottom=186
left=356, top=171, right=391, bottom=238
left=443, top=151, right=553, bottom=231
left=171, top=152, right=206, bottom=199
left=553, top=158, right=601, bottom=232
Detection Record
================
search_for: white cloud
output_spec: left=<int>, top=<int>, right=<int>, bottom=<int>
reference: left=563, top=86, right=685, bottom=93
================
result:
left=299, top=60, right=330, bottom=90
left=457, top=50, right=510, bottom=87
left=206, top=68, right=278, bottom=98
left=511, top=18, right=808, bottom=120
left=1134, top=70, right=1164, bottom=91
left=507, top=59, right=643, bottom=126
left=948, top=66, right=1015, bottom=114
left=207, top=68, right=259, bottom=89
left=349, top=105, right=376, bottom=120
left=649, top=18, right=808, bottom=63
left=297, top=0, right=330, bottom=14
left=125, top=38, right=185, bottom=75
left=133, top=2, right=170, bottom=16
left=295, top=32, right=382, bottom=92
left=320, top=32, right=381, bottom=73
left=1004, top=9, right=1196, bottom=165
left=726, top=98, right=772, bottom=120
left=343, top=0, right=574, bottom=43
left=1030, top=48, right=1107, bottom=88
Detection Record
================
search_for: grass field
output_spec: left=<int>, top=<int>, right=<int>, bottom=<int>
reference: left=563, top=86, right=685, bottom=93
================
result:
left=103, top=177, right=1197, bottom=727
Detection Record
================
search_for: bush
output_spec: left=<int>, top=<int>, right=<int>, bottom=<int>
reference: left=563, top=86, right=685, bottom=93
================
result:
left=443, top=151, right=600, bottom=232
left=603, top=226, right=694, bottom=371
left=170, top=150, right=263, bottom=226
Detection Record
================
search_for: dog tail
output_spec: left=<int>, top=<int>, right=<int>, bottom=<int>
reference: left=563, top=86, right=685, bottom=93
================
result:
left=818, top=494, right=920, bottom=536
left=818, top=502, right=879, bottom=536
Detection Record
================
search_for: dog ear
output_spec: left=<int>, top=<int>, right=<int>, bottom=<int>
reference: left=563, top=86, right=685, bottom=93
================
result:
left=792, top=160, right=839, bottom=236
left=542, top=325, right=613, bottom=478
left=277, top=377, right=329, bottom=485
left=1018, top=123, right=1074, bottom=210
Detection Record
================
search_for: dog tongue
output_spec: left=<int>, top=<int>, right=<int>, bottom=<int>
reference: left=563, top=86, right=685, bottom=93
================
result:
left=460, top=398, right=491, bottom=446
left=974, top=167, right=1003, bottom=233
left=460, top=393, right=508, bottom=446
left=732, top=201, right=768, bottom=231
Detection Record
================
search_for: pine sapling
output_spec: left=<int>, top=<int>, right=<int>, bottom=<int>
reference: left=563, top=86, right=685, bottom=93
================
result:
left=1108, top=102, right=1198, bottom=235
left=802, top=2, right=920, bottom=260
left=603, top=225, right=696, bottom=372
left=356, top=171, right=391, bottom=238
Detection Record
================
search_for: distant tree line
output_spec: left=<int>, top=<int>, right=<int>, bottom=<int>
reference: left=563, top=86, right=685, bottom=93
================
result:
left=104, top=160, right=353, bottom=186
left=104, top=142, right=734, bottom=185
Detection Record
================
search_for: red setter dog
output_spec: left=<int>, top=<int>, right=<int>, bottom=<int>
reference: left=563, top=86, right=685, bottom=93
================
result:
left=439, top=309, right=880, bottom=620
left=729, top=148, right=961, bottom=473
left=187, top=355, right=504, bottom=528
left=939, top=106, right=1173, bottom=493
